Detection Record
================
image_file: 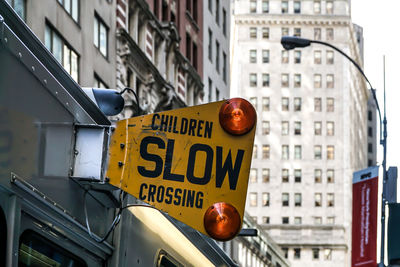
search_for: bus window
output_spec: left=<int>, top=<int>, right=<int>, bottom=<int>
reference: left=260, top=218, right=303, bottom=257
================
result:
left=157, top=251, right=183, bottom=267
left=0, top=208, right=6, bottom=266
left=18, top=230, right=86, bottom=267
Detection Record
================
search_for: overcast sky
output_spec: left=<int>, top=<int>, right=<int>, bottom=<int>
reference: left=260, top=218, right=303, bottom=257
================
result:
left=351, top=0, right=400, bottom=170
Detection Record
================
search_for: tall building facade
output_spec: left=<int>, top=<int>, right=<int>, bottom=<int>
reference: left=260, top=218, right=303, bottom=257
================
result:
left=231, top=0, right=371, bottom=266
left=203, top=0, right=230, bottom=102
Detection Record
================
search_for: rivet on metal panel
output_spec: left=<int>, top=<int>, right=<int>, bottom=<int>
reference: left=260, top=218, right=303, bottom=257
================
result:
left=4, top=37, right=7, bottom=43
left=118, top=161, right=124, bottom=167
left=43, top=79, right=47, bottom=84
left=66, top=102, right=69, bottom=106
left=18, top=52, right=22, bottom=58
left=55, top=91, right=58, bottom=95
left=31, top=66, right=35, bottom=72
left=120, top=143, right=125, bottom=149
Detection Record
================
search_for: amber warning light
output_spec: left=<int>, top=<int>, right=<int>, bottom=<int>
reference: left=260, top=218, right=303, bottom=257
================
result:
left=219, top=98, right=257, bottom=135
left=203, top=202, right=241, bottom=241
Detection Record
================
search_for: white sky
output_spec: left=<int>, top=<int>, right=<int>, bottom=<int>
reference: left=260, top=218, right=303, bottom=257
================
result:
left=351, top=0, right=400, bottom=170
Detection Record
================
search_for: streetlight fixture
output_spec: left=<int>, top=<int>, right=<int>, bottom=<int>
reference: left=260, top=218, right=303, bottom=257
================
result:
left=281, top=35, right=387, bottom=267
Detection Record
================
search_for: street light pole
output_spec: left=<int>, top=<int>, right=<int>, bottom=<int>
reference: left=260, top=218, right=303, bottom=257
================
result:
left=281, top=36, right=387, bottom=266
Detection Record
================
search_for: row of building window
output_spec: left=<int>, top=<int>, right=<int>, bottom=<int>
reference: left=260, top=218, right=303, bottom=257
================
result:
left=249, top=192, right=335, bottom=208
left=253, top=144, right=336, bottom=160
left=249, top=73, right=335, bottom=88
left=208, top=29, right=227, bottom=82
left=249, top=27, right=334, bottom=42
left=257, top=120, right=335, bottom=136
left=57, top=0, right=79, bottom=23
left=281, top=247, right=333, bottom=261
left=249, top=168, right=335, bottom=184
left=249, top=0, right=334, bottom=16
left=249, top=97, right=335, bottom=112
left=258, top=216, right=335, bottom=226
left=207, top=0, right=227, bottom=36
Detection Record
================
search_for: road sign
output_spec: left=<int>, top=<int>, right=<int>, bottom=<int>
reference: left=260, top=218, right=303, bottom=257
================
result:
left=106, top=99, right=256, bottom=240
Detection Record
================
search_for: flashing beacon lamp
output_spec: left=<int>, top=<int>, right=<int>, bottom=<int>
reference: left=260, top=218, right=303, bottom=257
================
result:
left=203, top=98, right=256, bottom=241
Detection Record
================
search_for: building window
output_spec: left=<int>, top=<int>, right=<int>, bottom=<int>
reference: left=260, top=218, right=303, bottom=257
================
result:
left=327, top=74, right=334, bottom=88
left=327, top=121, right=334, bottom=136
left=282, top=97, right=289, bottom=111
left=282, top=145, right=289, bottom=160
left=324, top=249, right=332, bottom=260
left=94, top=14, right=108, bottom=57
left=327, top=193, right=334, bottom=207
left=262, top=73, right=270, bottom=87
left=208, top=0, right=212, bottom=12
left=368, top=143, right=373, bottom=153
left=294, top=248, right=301, bottom=259
left=294, top=1, right=301, bottom=13
left=58, top=0, right=79, bottom=22
left=327, top=28, right=334, bottom=40
left=208, top=78, right=213, bottom=102
left=215, top=0, right=219, bottom=24
left=222, top=8, right=227, bottom=36
left=327, top=98, right=335, bottom=112
left=314, top=28, right=321, bottom=40
left=8, top=0, right=26, bottom=21
left=262, top=168, right=270, bottom=182
left=294, top=74, right=301, bottom=87
left=250, top=0, right=257, bottom=13
left=314, top=121, right=322, bottom=135
left=294, top=50, right=301, bottom=63
left=314, top=216, right=322, bottom=224
left=249, top=97, right=257, bottom=109
left=314, top=98, right=322, bottom=111
left=315, top=193, right=322, bottom=207
left=250, top=73, right=257, bottom=87
left=294, top=28, right=301, bottom=37
left=327, top=145, right=334, bottom=159
left=208, top=29, right=213, bottom=61
left=281, top=1, right=288, bottom=13
left=314, top=169, right=322, bottom=183
left=282, top=248, right=289, bottom=259
left=294, top=146, right=302, bottom=160
left=262, top=27, right=270, bottom=39
left=294, top=169, right=302, bottom=182
left=282, top=217, right=289, bottom=224
left=295, top=193, right=302, bottom=206
left=314, top=145, right=322, bottom=159
left=253, top=145, right=257, bottom=158
left=282, top=121, right=289, bottom=135
left=262, top=0, right=269, bottom=13
left=312, top=249, right=320, bottom=260
left=314, top=50, right=321, bottom=64
left=327, top=50, right=334, bottom=64
left=94, top=74, right=107, bottom=88
left=314, top=74, right=322, bottom=88
left=250, top=27, right=257, bottom=39
left=327, top=169, right=334, bottom=183
left=262, top=50, right=270, bottom=63
left=326, top=1, right=333, bottom=14
left=215, top=41, right=220, bottom=72
left=282, top=50, right=289, bottom=63
left=250, top=168, right=257, bottom=183
left=262, top=97, right=270, bottom=111
left=282, top=169, right=289, bottom=183
left=368, top=110, right=373, bottom=121
left=327, top=216, right=335, bottom=224
left=249, top=193, right=257, bottom=206
left=294, top=121, right=301, bottom=135
left=262, top=145, right=270, bottom=159
left=222, top=52, right=227, bottom=83
left=45, top=24, right=79, bottom=82
left=314, top=0, right=321, bottom=14
left=262, top=121, right=270, bottom=135
left=282, top=27, right=289, bottom=36
left=262, top=216, right=270, bottom=224
left=262, top=193, right=270, bottom=206
left=281, top=74, right=289, bottom=87
left=249, top=49, right=257, bottom=63
left=282, top=193, right=289, bottom=206
left=368, top=126, right=373, bottom=137
left=294, top=217, right=302, bottom=224
left=294, top=97, right=302, bottom=111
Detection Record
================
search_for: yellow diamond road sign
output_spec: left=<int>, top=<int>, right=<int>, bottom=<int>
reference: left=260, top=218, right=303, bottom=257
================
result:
left=106, top=100, right=256, bottom=237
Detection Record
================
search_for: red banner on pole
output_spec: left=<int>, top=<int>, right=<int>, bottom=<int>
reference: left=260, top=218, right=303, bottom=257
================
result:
left=352, top=166, right=379, bottom=267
